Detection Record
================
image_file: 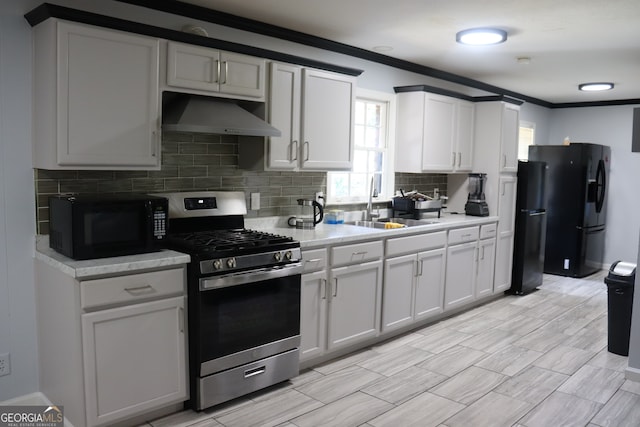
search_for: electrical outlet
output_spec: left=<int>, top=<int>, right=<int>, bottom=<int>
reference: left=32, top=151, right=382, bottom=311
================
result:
left=315, top=191, right=324, bottom=205
left=0, top=353, right=10, bottom=377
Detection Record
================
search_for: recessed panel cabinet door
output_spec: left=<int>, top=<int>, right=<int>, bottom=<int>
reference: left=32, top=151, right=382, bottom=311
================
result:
left=300, top=270, right=328, bottom=362
left=382, top=254, right=416, bottom=332
left=301, top=69, right=355, bottom=170
left=57, top=21, right=160, bottom=168
left=414, top=248, right=446, bottom=320
left=495, top=175, right=518, bottom=292
left=422, top=93, right=456, bottom=171
left=81, top=297, right=187, bottom=427
left=444, top=242, right=477, bottom=311
left=267, top=62, right=301, bottom=170
left=328, top=261, right=382, bottom=350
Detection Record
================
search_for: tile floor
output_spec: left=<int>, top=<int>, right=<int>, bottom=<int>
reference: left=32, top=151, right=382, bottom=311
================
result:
left=145, top=271, right=640, bottom=427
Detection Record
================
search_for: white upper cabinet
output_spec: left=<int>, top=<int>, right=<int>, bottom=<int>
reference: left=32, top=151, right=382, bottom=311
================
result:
left=166, top=42, right=266, bottom=99
left=33, top=20, right=161, bottom=170
left=500, top=103, right=520, bottom=172
left=266, top=63, right=355, bottom=171
left=301, top=68, right=355, bottom=170
left=396, top=91, right=474, bottom=173
left=474, top=100, right=521, bottom=174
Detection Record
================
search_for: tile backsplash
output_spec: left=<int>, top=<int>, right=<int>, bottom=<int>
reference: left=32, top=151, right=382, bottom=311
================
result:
left=34, top=132, right=447, bottom=234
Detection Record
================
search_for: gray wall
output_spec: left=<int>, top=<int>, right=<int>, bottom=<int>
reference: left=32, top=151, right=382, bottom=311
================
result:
left=546, top=105, right=640, bottom=266
left=0, top=0, right=39, bottom=400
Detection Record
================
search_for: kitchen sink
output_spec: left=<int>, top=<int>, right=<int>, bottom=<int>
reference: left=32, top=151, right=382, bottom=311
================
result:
left=344, top=218, right=440, bottom=229
left=378, top=217, right=440, bottom=227
left=344, top=220, right=392, bottom=229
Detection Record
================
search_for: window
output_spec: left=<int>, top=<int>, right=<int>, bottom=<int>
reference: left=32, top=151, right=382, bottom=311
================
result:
left=518, top=121, right=535, bottom=160
left=327, top=89, right=395, bottom=204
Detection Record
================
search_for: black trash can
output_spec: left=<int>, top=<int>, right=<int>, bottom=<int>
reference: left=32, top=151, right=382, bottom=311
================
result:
left=605, top=261, right=636, bottom=356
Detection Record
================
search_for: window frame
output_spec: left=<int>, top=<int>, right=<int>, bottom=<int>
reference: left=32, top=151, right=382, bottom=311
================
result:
left=326, top=88, right=396, bottom=205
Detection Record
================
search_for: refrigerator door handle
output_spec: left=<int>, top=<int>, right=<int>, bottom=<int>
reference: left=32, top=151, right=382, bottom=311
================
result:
left=528, top=211, right=547, bottom=217
left=595, top=159, right=606, bottom=213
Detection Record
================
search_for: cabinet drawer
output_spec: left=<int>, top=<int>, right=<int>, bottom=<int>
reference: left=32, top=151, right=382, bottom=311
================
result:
left=331, top=241, right=383, bottom=267
left=480, top=223, right=497, bottom=239
left=448, top=226, right=479, bottom=245
left=386, top=231, right=446, bottom=257
left=81, top=268, right=185, bottom=309
left=302, top=248, right=327, bottom=273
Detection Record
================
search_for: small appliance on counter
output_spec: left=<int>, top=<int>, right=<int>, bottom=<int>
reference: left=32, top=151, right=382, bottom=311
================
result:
left=464, top=173, right=490, bottom=216
left=288, top=198, right=324, bottom=229
left=48, top=193, right=168, bottom=260
left=391, top=190, right=442, bottom=219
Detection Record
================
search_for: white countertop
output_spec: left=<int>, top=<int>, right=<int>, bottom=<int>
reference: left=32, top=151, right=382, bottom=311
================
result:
left=34, top=214, right=497, bottom=278
left=246, top=213, right=499, bottom=249
left=35, top=235, right=191, bottom=279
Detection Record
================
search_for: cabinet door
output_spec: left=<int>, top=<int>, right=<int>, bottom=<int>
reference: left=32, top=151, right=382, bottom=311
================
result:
left=301, top=69, right=355, bottom=170
left=414, top=248, right=446, bottom=320
left=382, top=254, right=416, bottom=332
left=82, top=296, right=187, bottom=426
left=328, top=261, right=382, bottom=350
left=57, top=21, right=160, bottom=168
left=167, top=42, right=220, bottom=91
left=267, top=63, right=301, bottom=170
left=422, top=93, right=456, bottom=172
left=495, top=175, right=518, bottom=292
left=476, top=238, right=497, bottom=298
left=395, top=92, right=425, bottom=173
left=300, top=270, right=327, bottom=362
left=500, top=103, right=520, bottom=172
left=455, top=100, right=474, bottom=171
left=444, top=242, right=477, bottom=311
left=220, top=52, right=266, bottom=98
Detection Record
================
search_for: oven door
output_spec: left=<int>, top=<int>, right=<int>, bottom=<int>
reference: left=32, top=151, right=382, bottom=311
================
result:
left=196, top=265, right=302, bottom=376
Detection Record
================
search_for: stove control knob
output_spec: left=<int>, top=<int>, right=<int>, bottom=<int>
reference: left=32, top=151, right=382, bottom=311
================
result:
left=274, top=252, right=282, bottom=262
left=226, top=258, right=236, bottom=268
left=212, top=259, right=223, bottom=270
left=285, top=251, right=293, bottom=260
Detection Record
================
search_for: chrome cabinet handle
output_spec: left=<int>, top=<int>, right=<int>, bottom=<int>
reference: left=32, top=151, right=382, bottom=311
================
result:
left=321, top=279, right=327, bottom=300
left=352, top=251, right=368, bottom=256
left=179, top=306, right=184, bottom=333
left=333, top=278, right=338, bottom=297
left=304, top=141, right=310, bottom=161
left=503, top=154, right=507, bottom=168
left=458, top=152, right=462, bottom=167
left=221, top=61, right=228, bottom=84
left=215, top=60, right=221, bottom=83
left=291, top=140, right=299, bottom=161
left=452, top=152, right=456, bottom=167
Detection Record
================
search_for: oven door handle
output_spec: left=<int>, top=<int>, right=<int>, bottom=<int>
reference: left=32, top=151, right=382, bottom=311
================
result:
left=199, top=262, right=304, bottom=290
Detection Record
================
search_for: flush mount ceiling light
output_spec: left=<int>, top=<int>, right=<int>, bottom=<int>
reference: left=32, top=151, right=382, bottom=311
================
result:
left=456, top=28, right=507, bottom=45
left=579, top=82, right=614, bottom=92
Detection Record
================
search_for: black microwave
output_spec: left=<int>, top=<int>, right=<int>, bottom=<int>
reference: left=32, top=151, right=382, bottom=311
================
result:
left=49, top=193, right=168, bottom=260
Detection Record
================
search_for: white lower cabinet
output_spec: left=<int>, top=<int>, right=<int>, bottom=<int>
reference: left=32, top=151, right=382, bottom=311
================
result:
left=299, top=248, right=328, bottom=362
left=82, top=297, right=186, bottom=427
left=475, top=238, right=497, bottom=298
left=34, top=261, right=188, bottom=427
left=328, top=260, right=382, bottom=350
left=494, top=175, right=518, bottom=293
left=382, top=232, right=446, bottom=332
left=444, top=226, right=480, bottom=311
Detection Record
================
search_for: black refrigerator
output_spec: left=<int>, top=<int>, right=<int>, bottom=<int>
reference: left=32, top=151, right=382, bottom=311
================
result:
left=511, top=161, right=547, bottom=295
left=528, top=143, right=610, bottom=277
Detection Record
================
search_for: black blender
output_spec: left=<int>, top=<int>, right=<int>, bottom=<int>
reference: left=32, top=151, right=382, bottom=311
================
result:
left=465, top=173, right=490, bottom=216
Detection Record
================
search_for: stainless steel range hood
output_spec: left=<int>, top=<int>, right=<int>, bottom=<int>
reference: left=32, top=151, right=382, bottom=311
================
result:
left=162, top=94, right=281, bottom=137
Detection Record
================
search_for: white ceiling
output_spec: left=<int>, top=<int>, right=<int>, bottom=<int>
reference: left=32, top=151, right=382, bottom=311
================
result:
left=179, top=0, right=640, bottom=105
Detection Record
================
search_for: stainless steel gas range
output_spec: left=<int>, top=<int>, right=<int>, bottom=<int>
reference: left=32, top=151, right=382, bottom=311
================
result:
left=158, top=191, right=302, bottom=410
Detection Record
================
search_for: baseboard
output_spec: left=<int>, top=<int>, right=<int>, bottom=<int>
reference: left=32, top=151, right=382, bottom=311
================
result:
left=0, top=392, right=75, bottom=427
left=625, top=366, right=640, bottom=382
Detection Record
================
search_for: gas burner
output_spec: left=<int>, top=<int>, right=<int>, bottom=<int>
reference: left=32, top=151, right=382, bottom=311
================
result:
left=168, top=229, right=294, bottom=254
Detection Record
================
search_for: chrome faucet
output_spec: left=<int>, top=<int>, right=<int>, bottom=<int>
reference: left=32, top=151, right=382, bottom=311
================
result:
left=366, top=175, right=379, bottom=221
